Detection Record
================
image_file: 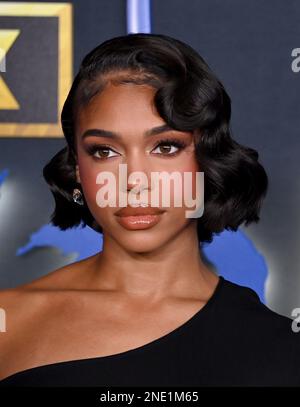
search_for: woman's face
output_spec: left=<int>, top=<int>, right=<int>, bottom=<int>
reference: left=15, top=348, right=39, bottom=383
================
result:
left=75, top=82, right=201, bottom=253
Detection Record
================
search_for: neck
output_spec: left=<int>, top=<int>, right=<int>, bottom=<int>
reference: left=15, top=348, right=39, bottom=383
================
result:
left=88, top=222, right=217, bottom=303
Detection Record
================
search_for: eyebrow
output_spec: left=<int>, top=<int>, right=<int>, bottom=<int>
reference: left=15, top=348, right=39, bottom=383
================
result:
left=81, top=124, right=175, bottom=140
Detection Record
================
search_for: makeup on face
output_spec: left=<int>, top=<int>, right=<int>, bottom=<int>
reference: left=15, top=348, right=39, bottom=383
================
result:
left=75, top=84, right=200, bottom=240
left=80, top=125, right=192, bottom=163
left=114, top=204, right=166, bottom=230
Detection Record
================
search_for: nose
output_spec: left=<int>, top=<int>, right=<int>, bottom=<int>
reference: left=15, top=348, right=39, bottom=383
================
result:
left=127, top=183, right=148, bottom=194
left=124, top=151, right=152, bottom=194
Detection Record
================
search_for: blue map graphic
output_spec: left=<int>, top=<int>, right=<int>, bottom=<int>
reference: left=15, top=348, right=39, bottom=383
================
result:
left=0, top=168, right=9, bottom=189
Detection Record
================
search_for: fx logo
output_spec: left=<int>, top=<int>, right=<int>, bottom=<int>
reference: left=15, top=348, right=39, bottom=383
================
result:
left=0, top=2, right=72, bottom=137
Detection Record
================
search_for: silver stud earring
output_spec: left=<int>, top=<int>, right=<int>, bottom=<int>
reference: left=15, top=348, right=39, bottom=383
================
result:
left=73, top=188, right=84, bottom=205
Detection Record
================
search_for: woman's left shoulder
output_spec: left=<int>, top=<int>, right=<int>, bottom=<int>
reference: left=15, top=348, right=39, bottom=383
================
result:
left=221, top=278, right=300, bottom=345
left=213, top=278, right=300, bottom=385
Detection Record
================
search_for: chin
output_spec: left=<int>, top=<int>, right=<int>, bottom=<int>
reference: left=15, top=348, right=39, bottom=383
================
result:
left=115, top=232, right=169, bottom=254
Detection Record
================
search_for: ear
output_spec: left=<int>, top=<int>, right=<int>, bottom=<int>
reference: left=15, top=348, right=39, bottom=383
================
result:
left=75, top=164, right=81, bottom=184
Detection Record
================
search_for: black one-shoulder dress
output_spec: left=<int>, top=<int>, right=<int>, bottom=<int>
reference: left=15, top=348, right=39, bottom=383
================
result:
left=0, top=276, right=299, bottom=387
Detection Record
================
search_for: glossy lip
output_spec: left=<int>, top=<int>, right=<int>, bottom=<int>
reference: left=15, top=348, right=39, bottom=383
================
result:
left=114, top=205, right=166, bottom=231
left=115, top=206, right=166, bottom=217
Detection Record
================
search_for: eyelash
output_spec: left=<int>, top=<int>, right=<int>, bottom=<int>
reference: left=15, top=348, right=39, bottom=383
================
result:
left=85, top=138, right=188, bottom=160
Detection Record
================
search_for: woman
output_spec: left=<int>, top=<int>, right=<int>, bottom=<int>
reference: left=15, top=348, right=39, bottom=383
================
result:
left=0, top=33, right=299, bottom=386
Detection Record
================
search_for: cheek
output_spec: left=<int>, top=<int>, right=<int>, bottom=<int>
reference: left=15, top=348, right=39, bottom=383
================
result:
left=77, top=156, right=121, bottom=215
left=169, top=158, right=201, bottom=206
left=77, top=152, right=201, bottom=212
left=76, top=156, right=102, bottom=207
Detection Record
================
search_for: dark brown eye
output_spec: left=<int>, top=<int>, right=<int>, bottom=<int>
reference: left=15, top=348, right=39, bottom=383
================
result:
left=152, top=139, right=187, bottom=156
left=96, top=148, right=111, bottom=158
left=157, top=145, right=173, bottom=154
left=86, top=144, right=119, bottom=160
left=95, top=147, right=119, bottom=159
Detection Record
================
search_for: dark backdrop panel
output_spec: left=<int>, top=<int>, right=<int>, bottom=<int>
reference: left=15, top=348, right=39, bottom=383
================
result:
left=0, top=0, right=299, bottom=318
left=0, top=0, right=125, bottom=286
left=152, top=0, right=300, bottom=315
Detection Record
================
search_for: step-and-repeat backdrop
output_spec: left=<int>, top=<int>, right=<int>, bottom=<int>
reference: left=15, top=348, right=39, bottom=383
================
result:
left=0, top=0, right=299, bottom=318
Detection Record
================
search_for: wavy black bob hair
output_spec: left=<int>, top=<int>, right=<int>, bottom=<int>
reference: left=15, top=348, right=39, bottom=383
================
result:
left=43, top=33, right=268, bottom=245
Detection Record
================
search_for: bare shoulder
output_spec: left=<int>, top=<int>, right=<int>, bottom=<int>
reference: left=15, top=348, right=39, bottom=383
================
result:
left=0, top=282, right=48, bottom=377
left=0, top=285, right=24, bottom=333
left=0, top=254, right=98, bottom=378
left=6, top=253, right=98, bottom=294
left=0, top=252, right=98, bottom=317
